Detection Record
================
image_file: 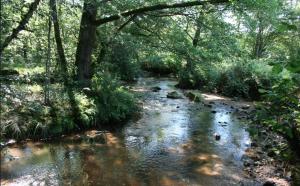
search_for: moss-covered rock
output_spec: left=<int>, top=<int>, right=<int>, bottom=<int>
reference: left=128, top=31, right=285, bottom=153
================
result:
left=184, top=91, right=203, bottom=102
left=167, top=91, right=182, bottom=99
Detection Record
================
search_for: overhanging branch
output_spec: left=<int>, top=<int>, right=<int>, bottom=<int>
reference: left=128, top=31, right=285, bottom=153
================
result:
left=93, top=0, right=229, bottom=26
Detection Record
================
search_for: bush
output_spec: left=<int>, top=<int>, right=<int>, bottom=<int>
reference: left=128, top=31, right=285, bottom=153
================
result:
left=141, top=55, right=180, bottom=75
left=75, top=93, right=97, bottom=127
left=178, top=58, right=275, bottom=99
left=215, top=59, right=273, bottom=99
left=177, top=65, right=207, bottom=89
left=255, top=72, right=300, bottom=154
left=91, top=71, right=137, bottom=123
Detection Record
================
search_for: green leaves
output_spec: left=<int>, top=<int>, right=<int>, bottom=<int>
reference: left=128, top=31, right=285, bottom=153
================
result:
left=272, top=64, right=283, bottom=74
left=287, top=60, right=300, bottom=73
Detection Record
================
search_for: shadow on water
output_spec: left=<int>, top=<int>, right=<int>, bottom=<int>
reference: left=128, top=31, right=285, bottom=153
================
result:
left=1, top=77, right=258, bottom=186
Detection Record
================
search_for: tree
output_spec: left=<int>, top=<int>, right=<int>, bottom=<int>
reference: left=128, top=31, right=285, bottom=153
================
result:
left=75, top=0, right=229, bottom=83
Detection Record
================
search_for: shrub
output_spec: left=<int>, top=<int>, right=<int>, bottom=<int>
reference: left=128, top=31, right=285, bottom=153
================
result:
left=177, top=64, right=207, bottom=89
left=75, top=93, right=97, bottom=127
left=178, top=58, right=275, bottom=99
left=255, top=72, right=300, bottom=154
left=216, top=59, right=274, bottom=99
left=91, top=71, right=137, bottom=124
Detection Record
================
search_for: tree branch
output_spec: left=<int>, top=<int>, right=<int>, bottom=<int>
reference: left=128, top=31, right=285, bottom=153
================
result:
left=93, top=0, right=229, bottom=26
left=117, top=15, right=137, bottom=32
left=0, top=0, right=41, bottom=55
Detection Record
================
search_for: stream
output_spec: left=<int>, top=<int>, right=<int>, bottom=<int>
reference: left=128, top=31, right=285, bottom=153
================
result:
left=1, top=77, right=258, bottom=186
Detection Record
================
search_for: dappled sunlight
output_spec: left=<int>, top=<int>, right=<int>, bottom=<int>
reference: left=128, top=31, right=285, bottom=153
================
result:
left=202, top=93, right=228, bottom=101
left=167, top=146, right=185, bottom=154
left=181, top=142, right=193, bottom=150
left=196, top=163, right=223, bottom=176
left=105, top=132, right=121, bottom=148
left=159, top=176, right=187, bottom=186
left=131, top=86, right=149, bottom=93
left=5, top=148, right=25, bottom=159
left=186, top=153, right=223, bottom=176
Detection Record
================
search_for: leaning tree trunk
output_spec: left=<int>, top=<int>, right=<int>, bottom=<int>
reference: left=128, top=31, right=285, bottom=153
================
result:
left=50, top=0, right=83, bottom=129
left=75, top=0, right=97, bottom=86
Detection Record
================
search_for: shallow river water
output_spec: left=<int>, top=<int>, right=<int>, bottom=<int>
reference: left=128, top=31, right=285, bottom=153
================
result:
left=1, top=77, right=258, bottom=186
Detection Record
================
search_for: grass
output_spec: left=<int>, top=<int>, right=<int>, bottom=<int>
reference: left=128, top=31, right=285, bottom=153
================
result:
left=2, top=63, right=45, bottom=75
left=0, top=64, right=138, bottom=141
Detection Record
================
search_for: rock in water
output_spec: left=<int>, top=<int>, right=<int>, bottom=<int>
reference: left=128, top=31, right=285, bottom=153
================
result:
left=214, top=133, right=221, bottom=140
left=243, top=160, right=253, bottom=167
left=167, top=91, right=182, bottom=99
left=94, top=134, right=106, bottom=144
left=242, top=105, right=251, bottom=110
left=151, top=86, right=161, bottom=92
left=204, top=104, right=213, bottom=108
left=263, top=181, right=276, bottom=186
left=184, top=91, right=202, bottom=102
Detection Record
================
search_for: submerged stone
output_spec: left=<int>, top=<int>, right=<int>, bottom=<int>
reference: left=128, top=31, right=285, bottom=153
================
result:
left=205, top=104, right=213, bottom=108
left=151, top=86, right=161, bottom=92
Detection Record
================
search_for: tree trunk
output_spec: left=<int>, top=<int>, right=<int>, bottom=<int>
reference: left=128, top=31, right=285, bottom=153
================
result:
left=23, top=40, right=28, bottom=63
left=75, top=0, right=97, bottom=85
left=187, top=18, right=201, bottom=71
left=192, top=21, right=201, bottom=47
left=50, top=0, right=83, bottom=128
left=253, top=18, right=265, bottom=58
left=45, top=2, right=52, bottom=105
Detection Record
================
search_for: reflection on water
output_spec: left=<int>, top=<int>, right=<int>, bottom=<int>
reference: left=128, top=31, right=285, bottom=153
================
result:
left=1, top=77, right=256, bottom=186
